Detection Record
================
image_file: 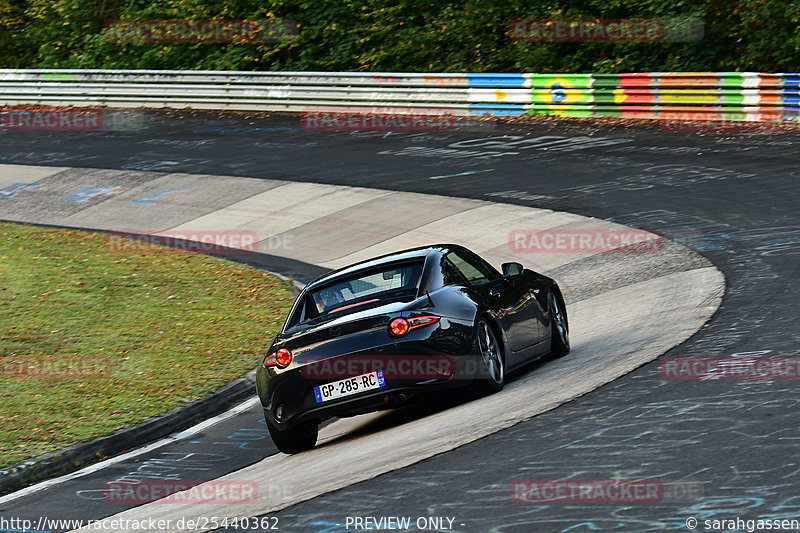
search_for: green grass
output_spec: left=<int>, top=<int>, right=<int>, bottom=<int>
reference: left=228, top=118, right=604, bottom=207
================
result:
left=0, top=222, right=296, bottom=468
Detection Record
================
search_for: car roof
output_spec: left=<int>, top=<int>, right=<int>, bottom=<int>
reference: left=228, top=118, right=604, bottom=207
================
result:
left=303, top=243, right=462, bottom=291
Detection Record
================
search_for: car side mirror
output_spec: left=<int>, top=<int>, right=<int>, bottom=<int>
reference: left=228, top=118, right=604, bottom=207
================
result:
left=502, top=262, right=523, bottom=279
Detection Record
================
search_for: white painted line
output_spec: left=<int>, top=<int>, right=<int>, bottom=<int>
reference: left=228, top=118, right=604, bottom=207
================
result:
left=0, top=397, right=261, bottom=505
left=428, top=169, right=494, bottom=179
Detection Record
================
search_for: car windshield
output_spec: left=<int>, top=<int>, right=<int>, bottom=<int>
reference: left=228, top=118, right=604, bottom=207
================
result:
left=287, top=260, right=424, bottom=327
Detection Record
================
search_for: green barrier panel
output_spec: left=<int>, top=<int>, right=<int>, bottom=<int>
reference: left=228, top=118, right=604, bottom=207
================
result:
left=530, top=74, right=593, bottom=115
left=529, top=74, right=593, bottom=88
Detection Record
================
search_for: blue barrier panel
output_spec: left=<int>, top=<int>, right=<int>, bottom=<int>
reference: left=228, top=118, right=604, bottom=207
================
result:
left=467, top=74, right=526, bottom=87
left=782, top=74, right=800, bottom=90
left=781, top=90, right=800, bottom=106
left=469, top=103, right=528, bottom=116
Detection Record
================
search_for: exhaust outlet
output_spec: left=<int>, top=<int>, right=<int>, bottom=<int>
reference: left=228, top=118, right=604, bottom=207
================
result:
left=386, top=393, right=408, bottom=408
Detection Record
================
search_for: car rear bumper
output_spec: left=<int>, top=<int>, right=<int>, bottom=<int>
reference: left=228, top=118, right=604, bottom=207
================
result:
left=257, top=351, right=485, bottom=430
left=265, top=380, right=461, bottom=430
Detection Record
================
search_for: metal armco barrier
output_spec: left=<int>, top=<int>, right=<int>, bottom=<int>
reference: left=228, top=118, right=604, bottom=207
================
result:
left=529, top=72, right=800, bottom=121
left=0, top=69, right=798, bottom=120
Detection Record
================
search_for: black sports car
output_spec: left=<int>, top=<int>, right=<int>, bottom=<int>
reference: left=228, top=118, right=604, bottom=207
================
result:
left=256, top=244, right=569, bottom=454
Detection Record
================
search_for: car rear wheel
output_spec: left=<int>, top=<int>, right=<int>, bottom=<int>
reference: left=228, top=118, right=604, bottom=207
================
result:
left=548, top=291, right=570, bottom=358
left=266, top=417, right=318, bottom=454
left=475, top=319, right=504, bottom=394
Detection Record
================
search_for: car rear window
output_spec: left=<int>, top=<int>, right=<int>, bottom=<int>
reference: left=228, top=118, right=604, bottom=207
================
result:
left=287, top=260, right=424, bottom=327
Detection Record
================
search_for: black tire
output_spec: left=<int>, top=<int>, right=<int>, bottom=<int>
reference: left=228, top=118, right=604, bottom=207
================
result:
left=266, top=417, right=318, bottom=454
left=548, top=290, right=570, bottom=358
left=474, top=318, right=505, bottom=395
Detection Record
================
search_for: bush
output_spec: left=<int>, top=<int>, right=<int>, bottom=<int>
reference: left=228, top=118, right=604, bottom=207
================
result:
left=1, top=0, right=799, bottom=72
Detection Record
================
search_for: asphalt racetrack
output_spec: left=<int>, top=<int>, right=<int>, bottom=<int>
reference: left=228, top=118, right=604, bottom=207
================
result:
left=0, top=111, right=798, bottom=532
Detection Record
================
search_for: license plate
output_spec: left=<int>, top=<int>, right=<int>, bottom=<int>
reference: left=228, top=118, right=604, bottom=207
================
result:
left=314, top=371, right=385, bottom=403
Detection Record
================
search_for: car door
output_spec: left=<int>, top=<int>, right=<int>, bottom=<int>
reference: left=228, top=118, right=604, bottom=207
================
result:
left=445, top=250, right=541, bottom=363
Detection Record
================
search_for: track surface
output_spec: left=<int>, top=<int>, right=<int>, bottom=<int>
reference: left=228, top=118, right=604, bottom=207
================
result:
left=0, top=112, right=798, bottom=532
left=0, top=166, right=720, bottom=533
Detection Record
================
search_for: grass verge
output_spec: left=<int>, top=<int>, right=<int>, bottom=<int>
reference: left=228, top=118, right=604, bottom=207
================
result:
left=0, top=222, right=296, bottom=468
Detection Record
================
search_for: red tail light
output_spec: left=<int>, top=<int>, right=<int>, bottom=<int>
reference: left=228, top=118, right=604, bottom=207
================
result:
left=389, top=318, right=410, bottom=337
left=264, top=348, right=293, bottom=368
left=275, top=348, right=292, bottom=366
left=408, top=316, right=440, bottom=329
left=388, top=315, right=440, bottom=338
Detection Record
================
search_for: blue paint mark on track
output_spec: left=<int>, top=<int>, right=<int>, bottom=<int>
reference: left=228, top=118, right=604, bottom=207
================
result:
left=131, top=190, right=186, bottom=205
left=0, top=183, right=42, bottom=199
left=62, top=187, right=126, bottom=203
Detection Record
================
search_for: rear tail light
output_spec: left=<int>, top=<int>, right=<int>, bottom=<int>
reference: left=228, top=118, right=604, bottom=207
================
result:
left=389, top=318, right=409, bottom=337
left=408, top=316, right=440, bottom=329
left=264, top=348, right=293, bottom=368
left=275, top=348, right=292, bottom=366
left=388, top=315, right=440, bottom=338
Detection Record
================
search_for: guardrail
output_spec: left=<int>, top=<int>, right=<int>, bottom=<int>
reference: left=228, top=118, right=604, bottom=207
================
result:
left=530, top=72, right=800, bottom=121
left=0, top=69, right=798, bottom=121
